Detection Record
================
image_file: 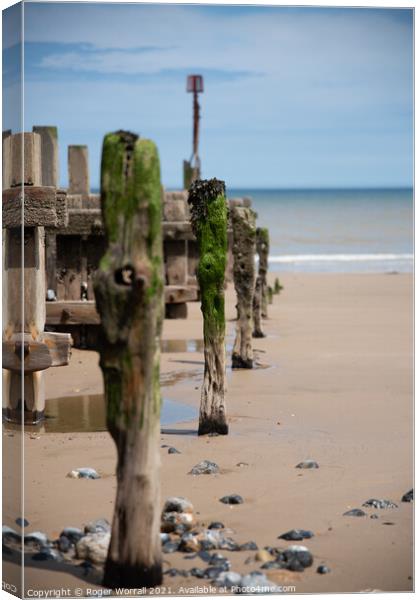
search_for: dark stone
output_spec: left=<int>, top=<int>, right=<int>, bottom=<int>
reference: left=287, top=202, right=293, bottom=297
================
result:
left=164, top=568, right=179, bottom=577
left=60, top=527, right=84, bottom=544
left=198, top=550, right=212, bottom=563
left=343, top=509, right=367, bottom=517
left=262, top=561, right=285, bottom=570
left=383, top=522, right=395, bottom=526
left=208, top=522, right=225, bottom=530
left=189, top=460, right=220, bottom=475
left=286, top=558, right=305, bottom=572
left=295, top=460, right=319, bottom=469
left=84, top=519, right=110, bottom=534
left=239, top=541, right=258, bottom=551
left=278, top=529, right=314, bottom=541
left=232, top=354, right=253, bottom=369
left=31, top=549, right=61, bottom=562
left=219, top=538, right=240, bottom=551
left=58, top=535, right=71, bottom=553
left=190, top=567, right=205, bottom=578
left=2, top=527, right=21, bottom=545
left=402, top=489, right=413, bottom=503
left=362, top=499, right=398, bottom=509
left=161, top=445, right=169, bottom=448
left=370, top=514, right=379, bottom=520
left=204, top=566, right=224, bottom=579
left=282, top=546, right=314, bottom=570
left=162, top=540, right=180, bottom=553
left=15, top=518, right=29, bottom=528
left=24, top=532, right=49, bottom=548
left=200, top=540, right=217, bottom=551
left=168, top=447, right=181, bottom=455
left=219, top=494, right=244, bottom=505
left=317, top=565, right=331, bottom=574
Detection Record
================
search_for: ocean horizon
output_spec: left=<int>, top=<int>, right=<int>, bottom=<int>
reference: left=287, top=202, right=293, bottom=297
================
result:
left=91, top=186, right=413, bottom=274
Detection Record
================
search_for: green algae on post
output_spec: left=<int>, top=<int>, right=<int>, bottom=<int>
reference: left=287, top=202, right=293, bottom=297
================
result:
left=188, top=178, right=228, bottom=435
left=231, top=205, right=256, bottom=368
left=94, top=130, right=164, bottom=589
left=257, top=227, right=270, bottom=318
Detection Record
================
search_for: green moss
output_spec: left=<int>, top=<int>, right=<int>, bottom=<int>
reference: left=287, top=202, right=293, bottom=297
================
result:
left=257, top=227, right=269, bottom=246
left=188, top=181, right=227, bottom=338
left=103, top=367, right=123, bottom=425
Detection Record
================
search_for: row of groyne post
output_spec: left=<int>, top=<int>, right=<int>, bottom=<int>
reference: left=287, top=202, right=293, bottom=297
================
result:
left=1, top=127, right=279, bottom=589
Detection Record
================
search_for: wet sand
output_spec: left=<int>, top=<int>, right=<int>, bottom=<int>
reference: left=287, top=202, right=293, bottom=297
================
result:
left=3, top=273, right=413, bottom=594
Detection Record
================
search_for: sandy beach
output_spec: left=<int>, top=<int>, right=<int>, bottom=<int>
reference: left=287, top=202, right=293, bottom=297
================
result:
left=3, top=272, right=413, bottom=595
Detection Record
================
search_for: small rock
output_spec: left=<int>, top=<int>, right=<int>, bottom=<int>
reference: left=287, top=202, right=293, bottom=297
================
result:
left=190, top=567, right=205, bottom=578
left=161, top=511, right=196, bottom=533
left=198, top=550, right=212, bottom=563
left=362, top=499, right=398, bottom=509
left=295, top=460, right=319, bottom=469
left=168, top=447, right=181, bottom=454
left=401, top=489, right=413, bottom=503
left=317, top=565, right=331, bottom=574
left=162, top=540, right=180, bottom=554
left=261, top=560, right=284, bottom=570
left=60, top=527, right=84, bottom=543
left=236, top=462, right=249, bottom=467
left=204, top=566, right=224, bottom=579
left=24, top=532, right=50, bottom=549
left=238, top=572, right=281, bottom=594
left=15, top=518, right=29, bottom=528
left=189, top=460, right=220, bottom=475
left=58, top=536, right=72, bottom=553
left=2, top=526, right=21, bottom=544
left=161, top=444, right=169, bottom=448
left=179, top=533, right=200, bottom=553
left=255, top=549, right=273, bottom=563
left=76, top=532, right=110, bottom=565
left=214, top=571, right=242, bottom=587
left=208, top=522, right=225, bottom=530
left=67, top=468, right=100, bottom=480
left=383, top=522, right=395, bottom=526
left=370, top=514, right=379, bottom=520
left=46, top=289, right=57, bottom=301
left=278, top=529, right=314, bottom=541
left=160, top=533, right=170, bottom=544
left=239, top=541, right=258, bottom=551
left=343, top=509, right=366, bottom=517
left=84, top=519, right=110, bottom=534
left=31, top=549, right=62, bottom=562
left=164, top=568, right=179, bottom=577
left=220, top=494, right=244, bottom=505
left=163, top=497, right=194, bottom=514
left=283, top=545, right=313, bottom=569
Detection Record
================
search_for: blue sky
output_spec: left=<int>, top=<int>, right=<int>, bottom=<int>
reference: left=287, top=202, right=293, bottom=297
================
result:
left=3, top=2, right=414, bottom=189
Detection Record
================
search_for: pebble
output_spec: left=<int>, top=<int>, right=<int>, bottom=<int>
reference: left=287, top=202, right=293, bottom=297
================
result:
left=190, top=567, right=205, bottom=578
left=168, top=447, right=181, bottom=454
left=160, top=533, right=170, bottom=544
left=214, top=571, right=242, bottom=587
left=255, top=549, right=273, bottom=563
left=238, top=572, right=281, bottom=594
left=67, top=468, right=100, bottom=480
left=278, top=529, right=314, bottom=541
left=58, top=535, right=72, bottom=553
left=343, top=509, right=367, bottom=517
left=236, top=462, right=249, bottom=467
left=295, top=460, right=319, bottom=469
left=317, top=565, right=331, bottom=574
left=204, top=566, right=225, bottom=579
left=31, top=549, right=62, bottom=562
left=220, top=494, right=244, bottom=505
left=208, top=522, right=225, bottom=530
left=189, top=460, right=220, bottom=475
left=84, top=519, right=111, bottom=534
left=76, top=532, right=110, bottom=565
left=179, top=533, right=200, bottom=553
left=283, top=545, right=313, bottom=569
left=383, top=522, right=395, bottom=526
left=163, top=497, right=194, bottom=514
left=161, top=511, right=196, bottom=533
left=15, top=518, right=29, bottom=528
left=362, top=499, right=398, bottom=509
left=2, top=526, right=21, bottom=544
left=60, top=527, right=84, bottom=543
left=370, top=514, right=379, bottom=520
left=24, top=532, right=50, bottom=548
left=261, top=560, right=284, bottom=570
left=162, top=540, right=180, bottom=554
left=239, top=541, right=258, bottom=551
left=401, top=489, right=413, bottom=503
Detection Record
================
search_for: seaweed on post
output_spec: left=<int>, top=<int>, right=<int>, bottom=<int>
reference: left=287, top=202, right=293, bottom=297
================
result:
left=188, top=178, right=228, bottom=435
left=94, top=130, right=164, bottom=588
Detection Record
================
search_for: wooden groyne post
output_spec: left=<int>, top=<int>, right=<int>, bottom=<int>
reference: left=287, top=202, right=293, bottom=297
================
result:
left=68, top=145, right=90, bottom=196
left=2, top=132, right=72, bottom=424
left=94, top=131, right=164, bottom=588
left=257, top=227, right=270, bottom=318
left=231, top=204, right=256, bottom=368
left=188, top=178, right=228, bottom=435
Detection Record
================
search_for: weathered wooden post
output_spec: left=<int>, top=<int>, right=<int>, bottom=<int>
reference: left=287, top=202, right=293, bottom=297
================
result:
left=94, top=130, right=164, bottom=588
left=257, top=227, right=270, bottom=318
left=2, top=132, right=71, bottom=424
left=68, top=145, right=89, bottom=196
left=33, top=126, right=59, bottom=187
left=231, top=205, right=256, bottom=368
left=2, top=130, right=12, bottom=190
left=188, top=179, right=228, bottom=435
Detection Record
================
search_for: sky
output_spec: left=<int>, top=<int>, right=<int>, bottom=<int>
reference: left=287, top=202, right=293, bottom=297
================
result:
left=3, top=2, right=414, bottom=189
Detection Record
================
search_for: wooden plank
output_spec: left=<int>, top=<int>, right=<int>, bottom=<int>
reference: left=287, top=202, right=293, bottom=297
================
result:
left=165, top=240, right=188, bottom=285
left=162, top=221, right=195, bottom=241
left=40, top=331, right=72, bottom=366
left=3, top=186, right=59, bottom=228
left=165, top=285, right=197, bottom=304
left=55, top=208, right=103, bottom=235
left=10, top=132, right=42, bottom=187
left=3, top=337, right=52, bottom=372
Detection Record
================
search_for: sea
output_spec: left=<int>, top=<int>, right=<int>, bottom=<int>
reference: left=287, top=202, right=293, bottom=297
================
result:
left=227, top=188, right=414, bottom=273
